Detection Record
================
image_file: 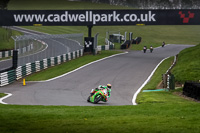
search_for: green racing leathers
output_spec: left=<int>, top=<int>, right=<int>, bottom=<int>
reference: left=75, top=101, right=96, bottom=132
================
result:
left=87, top=85, right=111, bottom=104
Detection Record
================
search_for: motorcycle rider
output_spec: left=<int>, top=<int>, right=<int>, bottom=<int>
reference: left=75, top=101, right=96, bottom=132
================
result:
left=150, top=45, right=153, bottom=53
left=162, top=41, right=165, bottom=47
left=91, top=84, right=112, bottom=97
left=143, top=46, right=147, bottom=53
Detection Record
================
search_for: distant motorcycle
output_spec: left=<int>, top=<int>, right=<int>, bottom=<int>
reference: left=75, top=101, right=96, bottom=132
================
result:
left=87, top=88, right=108, bottom=104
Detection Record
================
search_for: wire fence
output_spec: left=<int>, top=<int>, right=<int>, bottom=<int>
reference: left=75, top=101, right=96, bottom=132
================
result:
left=12, top=33, right=84, bottom=67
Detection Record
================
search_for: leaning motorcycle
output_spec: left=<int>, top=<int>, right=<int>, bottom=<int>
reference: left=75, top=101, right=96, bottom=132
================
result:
left=87, top=88, right=108, bottom=104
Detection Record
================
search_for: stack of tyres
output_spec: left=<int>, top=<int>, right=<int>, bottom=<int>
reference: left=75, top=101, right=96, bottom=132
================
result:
left=132, top=37, right=142, bottom=44
left=120, top=40, right=131, bottom=49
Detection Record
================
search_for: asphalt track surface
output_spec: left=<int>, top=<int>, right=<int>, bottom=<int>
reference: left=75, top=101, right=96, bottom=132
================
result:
left=0, top=44, right=193, bottom=106
left=0, top=27, right=83, bottom=71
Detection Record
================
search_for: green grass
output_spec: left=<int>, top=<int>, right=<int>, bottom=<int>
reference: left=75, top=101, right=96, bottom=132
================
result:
left=0, top=57, right=11, bottom=61
left=0, top=103, right=200, bottom=133
left=26, top=50, right=122, bottom=81
left=172, top=44, right=200, bottom=83
left=0, top=93, right=6, bottom=98
left=21, top=25, right=200, bottom=50
left=0, top=27, right=22, bottom=51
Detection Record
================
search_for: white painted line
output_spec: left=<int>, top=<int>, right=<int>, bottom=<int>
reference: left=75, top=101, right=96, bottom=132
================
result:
left=18, top=43, right=48, bottom=59
left=132, top=56, right=170, bottom=105
left=166, top=55, right=176, bottom=74
left=0, top=93, right=12, bottom=104
left=30, top=52, right=129, bottom=82
left=0, top=58, right=12, bottom=63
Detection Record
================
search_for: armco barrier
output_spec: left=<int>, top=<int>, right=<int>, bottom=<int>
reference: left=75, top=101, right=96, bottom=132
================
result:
left=97, top=38, right=115, bottom=51
left=97, top=44, right=115, bottom=51
left=183, top=81, right=200, bottom=100
left=0, top=49, right=83, bottom=87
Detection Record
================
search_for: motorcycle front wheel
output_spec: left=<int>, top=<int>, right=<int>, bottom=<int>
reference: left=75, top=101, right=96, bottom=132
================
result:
left=94, top=95, right=102, bottom=104
left=87, top=96, right=90, bottom=102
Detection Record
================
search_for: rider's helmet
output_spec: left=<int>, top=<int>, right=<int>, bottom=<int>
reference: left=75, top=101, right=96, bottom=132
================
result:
left=107, top=84, right=112, bottom=89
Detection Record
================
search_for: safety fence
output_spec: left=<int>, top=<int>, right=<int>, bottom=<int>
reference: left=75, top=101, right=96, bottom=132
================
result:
left=0, top=49, right=83, bottom=87
left=14, top=33, right=83, bottom=67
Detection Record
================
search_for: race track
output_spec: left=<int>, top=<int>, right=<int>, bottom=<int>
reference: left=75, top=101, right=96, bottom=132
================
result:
left=0, top=44, right=193, bottom=106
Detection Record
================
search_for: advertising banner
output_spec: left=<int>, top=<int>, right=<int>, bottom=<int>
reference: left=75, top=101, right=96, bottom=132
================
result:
left=0, top=10, right=200, bottom=26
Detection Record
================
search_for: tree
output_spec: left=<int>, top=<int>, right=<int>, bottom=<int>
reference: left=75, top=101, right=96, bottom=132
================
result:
left=82, top=0, right=200, bottom=9
left=0, top=0, right=10, bottom=10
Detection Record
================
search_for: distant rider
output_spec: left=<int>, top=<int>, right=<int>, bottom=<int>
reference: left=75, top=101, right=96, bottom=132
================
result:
left=150, top=45, right=153, bottom=53
left=162, top=41, right=165, bottom=47
left=91, top=84, right=112, bottom=97
left=143, top=46, right=147, bottom=53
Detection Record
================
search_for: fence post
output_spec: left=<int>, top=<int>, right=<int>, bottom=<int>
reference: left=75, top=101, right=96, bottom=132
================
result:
left=12, top=50, right=18, bottom=69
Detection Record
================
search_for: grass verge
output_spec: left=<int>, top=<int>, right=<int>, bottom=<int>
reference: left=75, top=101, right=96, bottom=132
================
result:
left=142, top=56, right=174, bottom=90
left=0, top=101, right=199, bottom=133
left=22, top=25, right=200, bottom=51
left=25, top=50, right=122, bottom=81
left=0, top=27, right=22, bottom=51
left=136, top=56, right=194, bottom=104
left=0, top=93, right=6, bottom=98
left=171, top=44, right=200, bottom=83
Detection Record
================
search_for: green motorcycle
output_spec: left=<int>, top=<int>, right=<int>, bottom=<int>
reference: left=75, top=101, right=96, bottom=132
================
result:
left=87, top=88, right=110, bottom=104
